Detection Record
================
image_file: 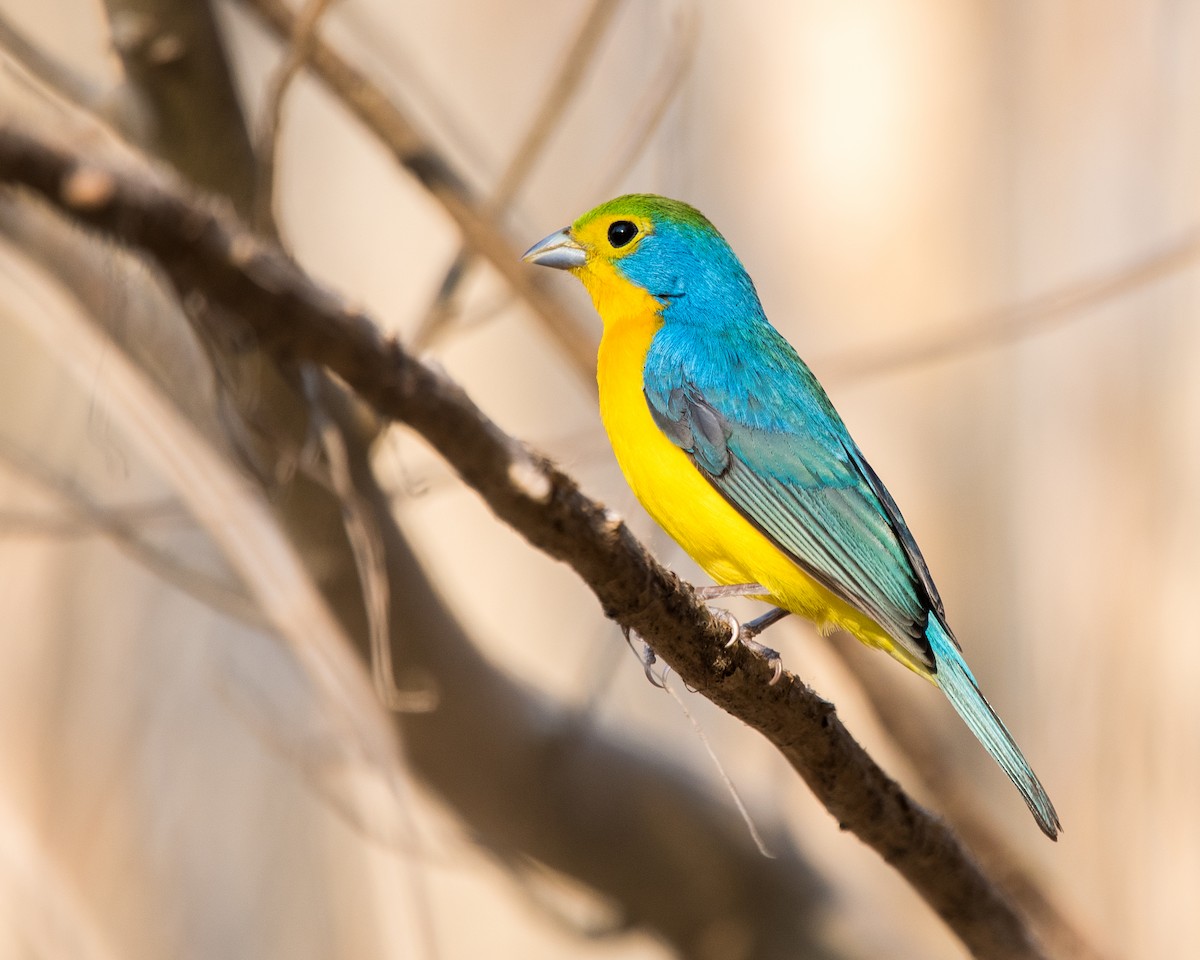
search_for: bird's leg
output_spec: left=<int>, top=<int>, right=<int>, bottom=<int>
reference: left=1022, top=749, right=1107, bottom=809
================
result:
left=694, top=582, right=766, bottom=600
left=738, top=608, right=789, bottom=685
left=710, top=607, right=785, bottom=686
left=743, top=606, right=790, bottom=639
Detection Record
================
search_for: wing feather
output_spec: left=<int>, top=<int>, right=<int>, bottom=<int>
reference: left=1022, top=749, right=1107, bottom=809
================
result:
left=644, top=328, right=940, bottom=667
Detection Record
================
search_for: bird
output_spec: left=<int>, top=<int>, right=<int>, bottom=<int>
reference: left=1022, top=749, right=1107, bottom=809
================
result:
left=523, top=194, right=1061, bottom=839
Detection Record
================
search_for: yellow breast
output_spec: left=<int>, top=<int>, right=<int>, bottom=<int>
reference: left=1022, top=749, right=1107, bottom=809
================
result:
left=596, top=298, right=762, bottom=588
left=582, top=264, right=909, bottom=665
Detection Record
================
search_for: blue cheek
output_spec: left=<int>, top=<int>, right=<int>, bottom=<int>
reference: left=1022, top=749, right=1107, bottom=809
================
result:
left=610, top=223, right=762, bottom=330
left=614, top=233, right=694, bottom=298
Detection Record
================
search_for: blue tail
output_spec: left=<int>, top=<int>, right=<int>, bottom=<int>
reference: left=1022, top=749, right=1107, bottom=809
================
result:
left=926, top=618, right=1061, bottom=839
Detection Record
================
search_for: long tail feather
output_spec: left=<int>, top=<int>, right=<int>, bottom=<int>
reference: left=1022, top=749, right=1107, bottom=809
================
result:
left=926, top=618, right=1062, bottom=839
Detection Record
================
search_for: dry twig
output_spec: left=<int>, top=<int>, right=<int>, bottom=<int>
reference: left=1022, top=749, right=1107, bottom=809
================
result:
left=0, top=10, right=114, bottom=118
left=410, top=0, right=624, bottom=349
left=253, top=0, right=335, bottom=234
left=820, top=230, right=1200, bottom=384
left=0, top=438, right=261, bottom=625
left=236, top=0, right=599, bottom=383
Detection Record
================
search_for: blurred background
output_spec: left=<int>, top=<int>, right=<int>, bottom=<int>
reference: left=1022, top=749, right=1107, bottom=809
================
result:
left=0, top=1, right=1196, bottom=958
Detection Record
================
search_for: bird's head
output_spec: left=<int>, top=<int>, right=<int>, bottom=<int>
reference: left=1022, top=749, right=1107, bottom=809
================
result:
left=523, top=194, right=760, bottom=323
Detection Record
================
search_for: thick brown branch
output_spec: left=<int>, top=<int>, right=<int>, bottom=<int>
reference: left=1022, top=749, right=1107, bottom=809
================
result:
left=0, top=125, right=1049, bottom=960
left=104, top=0, right=258, bottom=216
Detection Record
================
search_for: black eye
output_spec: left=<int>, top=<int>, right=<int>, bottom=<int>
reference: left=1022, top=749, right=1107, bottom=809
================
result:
left=607, top=220, right=638, bottom=248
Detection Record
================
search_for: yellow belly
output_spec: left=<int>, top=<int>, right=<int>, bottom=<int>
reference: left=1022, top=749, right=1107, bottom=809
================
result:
left=594, top=298, right=914, bottom=667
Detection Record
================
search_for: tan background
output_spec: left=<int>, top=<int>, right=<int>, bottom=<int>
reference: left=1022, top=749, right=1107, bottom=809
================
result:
left=0, top=1, right=1196, bottom=958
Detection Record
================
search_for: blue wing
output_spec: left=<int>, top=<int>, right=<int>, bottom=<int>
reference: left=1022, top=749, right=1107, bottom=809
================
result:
left=644, top=322, right=946, bottom=671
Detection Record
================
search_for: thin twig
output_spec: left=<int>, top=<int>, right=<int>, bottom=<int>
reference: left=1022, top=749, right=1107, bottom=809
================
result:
left=255, top=0, right=422, bottom=710
left=820, top=230, right=1200, bottom=383
left=0, top=423, right=264, bottom=627
left=410, top=0, right=623, bottom=350
left=299, top=368, right=399, bottom=710
left=413, top=0, right=699, bottom=354
left=335, top=5, right=498, bottom=179
left=241, top=0, right=1198, bottom=401
left=594, top=0, right=699, bottom=199
left=236, top=0, right=598, bottom=385
left=491, top=0, right=624, bottom=210
left=0, top=124, right=1052, bottom=960
left=0, top=11, right=115, bottom=118
left=254, top=0, right=335, bottom=234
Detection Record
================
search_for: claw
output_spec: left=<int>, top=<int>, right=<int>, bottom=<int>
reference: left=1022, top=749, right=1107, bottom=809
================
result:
left=626, top=594, right=789, bottom=688
left=712, top=607, right=785, bottom=685
left=623, top=624, right=666, bottom=688
left=641, top=643, right=666, bottom=688
left=742, top=635, right=785, bottom=685
left=709, top=607, right=742, bottom=649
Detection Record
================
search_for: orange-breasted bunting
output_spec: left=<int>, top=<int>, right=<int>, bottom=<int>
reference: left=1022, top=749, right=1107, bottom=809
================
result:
left=523, top=194, right=1061, bottom=839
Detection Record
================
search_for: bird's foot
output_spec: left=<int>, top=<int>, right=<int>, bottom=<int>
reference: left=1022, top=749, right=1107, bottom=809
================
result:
left=712, top=608, right=785, bottom=685
left=743, top=606, right=791, bottom=639
left=621, top=624, right=667, bottom=688
left=623, top=585, right=791, bottom=687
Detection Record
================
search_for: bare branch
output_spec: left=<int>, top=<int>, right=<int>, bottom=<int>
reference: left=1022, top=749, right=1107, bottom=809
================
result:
left=594, top=0, right=699, bottom=199
left=0, top=177, right=843, bottom=960
left=820, top=229, right=1200, bottom=384
left=253, top=0, right=335, bottom=234
left=0, top=437, right=263, bottom=626
left=0, top=126, right=847, bottom=957
left=104, top=0, right=258, bottom=216
left=410, top=0, right=624, bottom=350
left=0, top=10, right=114, bottom=118
left=234, top=0, right=599, bottom=385
left=0, top=123, right=1053, bottom=960
left=835, top=641, right=1111, bottom=960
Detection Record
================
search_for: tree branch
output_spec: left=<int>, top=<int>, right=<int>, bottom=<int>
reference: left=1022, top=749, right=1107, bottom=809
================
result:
left=411, top=0, right=623, bottom=350
left=818, top=230, right=1200, bottom=385
left=104, top=0, right=259, bottom=215
left=0, top=123, right=1050, bottom=960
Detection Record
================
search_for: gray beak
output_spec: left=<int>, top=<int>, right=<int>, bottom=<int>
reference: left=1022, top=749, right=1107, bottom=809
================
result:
left=522, top=228, right=586, bottom=270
